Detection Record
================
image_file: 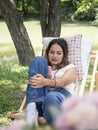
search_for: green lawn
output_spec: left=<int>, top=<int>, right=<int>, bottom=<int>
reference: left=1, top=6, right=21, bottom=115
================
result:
left=0, top=19, right=98, bottom=48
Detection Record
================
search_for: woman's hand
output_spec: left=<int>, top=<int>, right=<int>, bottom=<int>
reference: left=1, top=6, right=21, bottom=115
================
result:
left=29, top=74, right=46, bottom=88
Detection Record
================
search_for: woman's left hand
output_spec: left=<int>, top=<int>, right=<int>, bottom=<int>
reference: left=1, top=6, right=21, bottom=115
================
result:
left=29, top=74, right=46, bottom=88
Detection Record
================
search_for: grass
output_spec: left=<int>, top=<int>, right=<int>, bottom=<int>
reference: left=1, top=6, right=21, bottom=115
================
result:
left=0, top=64, right=28, bottom=126
left=85, top=59, right=96, bottom=92
left=0, top=19, right=98, bottom=126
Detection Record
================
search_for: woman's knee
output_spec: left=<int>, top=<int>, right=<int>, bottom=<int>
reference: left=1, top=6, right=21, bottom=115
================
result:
left=29, top=56, right=48, bottom=77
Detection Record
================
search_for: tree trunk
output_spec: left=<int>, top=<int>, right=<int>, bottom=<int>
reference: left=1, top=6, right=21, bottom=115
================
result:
left=0, top=0, right=35, bottom=66
left=40, top=0, right=61, bottom=37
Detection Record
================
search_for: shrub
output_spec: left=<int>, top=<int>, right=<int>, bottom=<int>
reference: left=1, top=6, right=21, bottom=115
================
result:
left=73, top=5, right=96, bottom=21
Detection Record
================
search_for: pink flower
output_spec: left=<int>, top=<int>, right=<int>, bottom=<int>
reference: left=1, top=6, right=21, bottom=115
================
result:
left=55, top=92, right=98, bottom=130
left=82, top=92, right=98, bottom=107
left=61, top=95, right=82, bottom=112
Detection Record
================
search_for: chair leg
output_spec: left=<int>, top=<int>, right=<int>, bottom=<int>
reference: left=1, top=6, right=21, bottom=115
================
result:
left=18, top=96, right=26, bottom=112
left=95, top=71, right=98, bottom=90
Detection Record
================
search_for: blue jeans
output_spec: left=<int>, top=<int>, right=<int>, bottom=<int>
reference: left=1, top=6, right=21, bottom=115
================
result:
left=26, top=56, right=49, bottom=105
left=26, top=56, right=71, bottom=124
left=43, top=88, right=71, bottom=124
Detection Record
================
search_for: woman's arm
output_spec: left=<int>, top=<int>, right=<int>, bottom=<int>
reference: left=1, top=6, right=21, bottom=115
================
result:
left=29, top=74, right=55, bottom=88
left=29, top=67, right=77, bottom=88
left=53, top=67, right=77, bottom=87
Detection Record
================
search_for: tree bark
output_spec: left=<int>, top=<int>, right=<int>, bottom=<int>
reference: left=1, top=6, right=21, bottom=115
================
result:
left=0, top=0, right=35, bottom=66
left=40, top=0, right=61, bottom=37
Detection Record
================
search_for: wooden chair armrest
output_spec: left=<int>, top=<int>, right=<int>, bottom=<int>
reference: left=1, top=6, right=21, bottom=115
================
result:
left=95, top=71, right=98, bottom=90
left=90, top=51, right=98, bottom=92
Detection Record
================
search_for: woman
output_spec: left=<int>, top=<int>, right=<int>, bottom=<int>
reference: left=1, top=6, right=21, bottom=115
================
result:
left=26, top=38, right=77, bottom=125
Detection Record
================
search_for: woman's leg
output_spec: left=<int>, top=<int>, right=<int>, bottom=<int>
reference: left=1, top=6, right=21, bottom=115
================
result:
left=26, top=56, right=49, bottom=105
left=26, top=56, right=49, bottom=124
left=43, top=89, right=71, bottom=124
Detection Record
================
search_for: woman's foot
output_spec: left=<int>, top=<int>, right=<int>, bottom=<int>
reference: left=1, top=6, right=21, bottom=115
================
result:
left=26, top=102, right=38, bottom=127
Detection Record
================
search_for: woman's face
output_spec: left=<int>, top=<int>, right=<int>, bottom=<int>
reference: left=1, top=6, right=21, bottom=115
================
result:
left=48, top=44, right=64, bottom=69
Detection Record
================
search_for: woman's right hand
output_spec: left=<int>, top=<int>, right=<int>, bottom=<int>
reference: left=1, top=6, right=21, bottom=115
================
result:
left=29, top=74, right=47, bottom=88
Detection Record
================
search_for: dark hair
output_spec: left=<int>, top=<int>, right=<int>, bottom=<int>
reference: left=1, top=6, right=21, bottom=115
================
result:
left=45, top=38, right=69, bottom=69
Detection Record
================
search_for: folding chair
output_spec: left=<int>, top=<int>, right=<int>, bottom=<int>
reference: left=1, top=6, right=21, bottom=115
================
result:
left=7, top=34, right=98, bottom=123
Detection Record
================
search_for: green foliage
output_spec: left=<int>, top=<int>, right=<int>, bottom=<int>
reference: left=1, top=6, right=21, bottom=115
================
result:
left=61, top=0, right=97, bottom=21
left=31, top=0, right=40, bottom=14
left=73, top=4, right=96, bottom=21
left=61, top=0, right=77, bottom=21
left=93, top=0, right=98, bottom=7
left=14, top=0, right=40, bottom=18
